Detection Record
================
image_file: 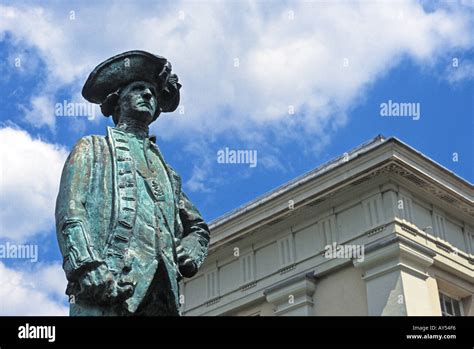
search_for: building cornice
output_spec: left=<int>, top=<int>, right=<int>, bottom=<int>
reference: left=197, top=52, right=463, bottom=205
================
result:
left=208, top=137, right=473, bottom=251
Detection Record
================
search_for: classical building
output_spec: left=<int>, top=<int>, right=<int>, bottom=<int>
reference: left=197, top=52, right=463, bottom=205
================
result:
left=181, top=136, right=474, bottom=316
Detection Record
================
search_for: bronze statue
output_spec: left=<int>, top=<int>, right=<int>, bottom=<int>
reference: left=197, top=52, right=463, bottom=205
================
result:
left=55, top=51, right=210, bottom=316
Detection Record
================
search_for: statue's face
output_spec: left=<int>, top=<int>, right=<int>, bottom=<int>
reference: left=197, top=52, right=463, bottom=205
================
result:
left=117, top=81, right=158, bottom=124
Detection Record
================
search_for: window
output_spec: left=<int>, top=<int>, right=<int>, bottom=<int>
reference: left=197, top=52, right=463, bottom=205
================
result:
left=439, top=293, right=463, bottom=316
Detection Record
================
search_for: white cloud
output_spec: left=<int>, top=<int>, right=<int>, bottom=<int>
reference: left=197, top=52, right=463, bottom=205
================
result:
left=0, top=1, right=472, bottom=192
left=186, top=164, right=213, bottom=193
left=0, top=5, right=89, bottom=84
left=0, top=261, right=68, bottom=316
left=0, top=126, right=68, bottom=241
left=446, top=60, right=474, bottom=84
left=19, top=95, right=56, bottom=130
left=0, top=1, right=472, bottom=136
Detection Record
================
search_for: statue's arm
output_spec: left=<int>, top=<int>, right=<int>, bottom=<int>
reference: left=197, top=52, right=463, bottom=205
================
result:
left=55, top=137, right=103, bottom=282
left=178, top=191, right=210, bottom=277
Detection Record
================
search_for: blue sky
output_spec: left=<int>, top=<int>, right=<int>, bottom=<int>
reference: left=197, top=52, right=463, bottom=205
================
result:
left=0, top=0, right=473, bottom=315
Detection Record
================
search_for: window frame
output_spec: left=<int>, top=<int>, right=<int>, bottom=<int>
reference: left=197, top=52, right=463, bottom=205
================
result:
left=439, top=292, right=464, bottom=316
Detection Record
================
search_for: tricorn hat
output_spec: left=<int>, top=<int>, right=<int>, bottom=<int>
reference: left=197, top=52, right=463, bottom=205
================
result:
left=82, top=50, right=181, bottom=121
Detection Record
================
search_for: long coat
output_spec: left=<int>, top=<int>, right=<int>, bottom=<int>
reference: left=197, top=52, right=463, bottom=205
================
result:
left=55, top=126, right=210, bottom=314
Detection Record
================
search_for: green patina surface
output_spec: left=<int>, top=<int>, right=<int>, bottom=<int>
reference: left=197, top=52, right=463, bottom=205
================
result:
left=55, top=51, right=210, bottom=316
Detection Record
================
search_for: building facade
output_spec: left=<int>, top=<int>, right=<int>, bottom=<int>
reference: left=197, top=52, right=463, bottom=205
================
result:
left=181, top=136, right=474, bottom=316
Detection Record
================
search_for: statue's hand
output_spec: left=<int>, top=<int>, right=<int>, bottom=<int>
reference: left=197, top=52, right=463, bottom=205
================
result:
left=77, top=263, right=134, bottom=305
left=76, top=263, right=114, bottom=304
left=175, top=239, right=198, bottom=278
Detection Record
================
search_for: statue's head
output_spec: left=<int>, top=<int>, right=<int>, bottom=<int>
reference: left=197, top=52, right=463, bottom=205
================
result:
left=81, top=50, right=181, bottom=126
left=112, top=81, right=158, bottom=125
left=100, top=80, right=160, bottom=125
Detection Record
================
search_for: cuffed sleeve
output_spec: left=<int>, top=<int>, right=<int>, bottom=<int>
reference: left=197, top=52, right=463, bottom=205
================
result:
left=55, top=137, right=103, bottom=281
left=178, top=191, right=210, bottom=277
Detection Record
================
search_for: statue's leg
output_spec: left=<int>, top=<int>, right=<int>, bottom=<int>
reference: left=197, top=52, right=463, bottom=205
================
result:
left=134, top=261, right=179, bottom=316
left=70, top=301, right=128, bottom=316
